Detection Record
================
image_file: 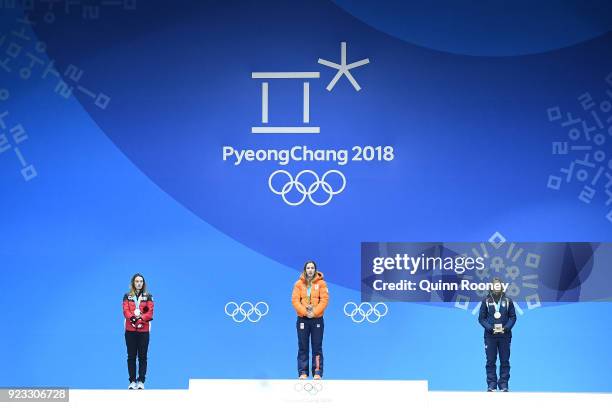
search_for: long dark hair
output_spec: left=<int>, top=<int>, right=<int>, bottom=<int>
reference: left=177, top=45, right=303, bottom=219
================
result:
left=129, top=273, right=147, bottom=296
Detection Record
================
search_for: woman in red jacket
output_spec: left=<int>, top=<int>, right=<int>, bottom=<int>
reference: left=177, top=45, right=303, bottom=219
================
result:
left=292, top=261, right=329, bottom=379
left=122, top=273, right=154, bottom=390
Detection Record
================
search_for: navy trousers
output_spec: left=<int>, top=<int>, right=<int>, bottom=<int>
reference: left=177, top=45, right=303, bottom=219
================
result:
left=485, top=336, right=511, bottom=389
left=296, top=316, right=324, bottom=377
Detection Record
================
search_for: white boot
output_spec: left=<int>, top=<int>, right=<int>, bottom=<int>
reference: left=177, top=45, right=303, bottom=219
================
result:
left=136, top=381, right=145, bottom=390
left=128, top=382, right=137, bottom=390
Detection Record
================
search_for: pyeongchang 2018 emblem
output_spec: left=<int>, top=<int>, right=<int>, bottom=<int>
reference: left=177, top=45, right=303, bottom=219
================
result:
left=251, top=42, right=369, bottom=134
left=222, top=42, right=394, bottom=207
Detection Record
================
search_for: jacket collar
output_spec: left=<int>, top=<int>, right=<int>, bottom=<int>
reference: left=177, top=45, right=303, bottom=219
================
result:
left=300, top=271, right=324, bottom=284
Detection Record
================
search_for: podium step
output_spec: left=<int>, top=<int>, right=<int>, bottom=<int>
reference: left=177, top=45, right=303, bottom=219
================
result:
left=188, top=379, right=428, bottom=408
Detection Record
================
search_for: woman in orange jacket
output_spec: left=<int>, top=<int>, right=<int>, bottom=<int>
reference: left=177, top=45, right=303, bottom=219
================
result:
left=292, top=260, right=329, bottom=379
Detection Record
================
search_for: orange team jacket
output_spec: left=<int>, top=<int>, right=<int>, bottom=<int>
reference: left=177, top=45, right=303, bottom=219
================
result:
left=291, top=272, right=329, bottom=317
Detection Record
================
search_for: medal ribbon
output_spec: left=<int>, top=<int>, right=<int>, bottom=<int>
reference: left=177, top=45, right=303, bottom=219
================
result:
left=134, top=292, right=142, bottom=313
left=493, top=296, right=503, bottom=315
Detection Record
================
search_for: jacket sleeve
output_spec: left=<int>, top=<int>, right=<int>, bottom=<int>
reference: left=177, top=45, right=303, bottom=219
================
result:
left=141, top=294, right=154, bottom=322
left=122, top=294, right=133, bottom=319
left=478, top=299, right=492, bottom=331
left=313, top=281, right=329, bottom=317
left=292, top=283, right=308, bottom=316
left=503, top=299, right=516, bottom=331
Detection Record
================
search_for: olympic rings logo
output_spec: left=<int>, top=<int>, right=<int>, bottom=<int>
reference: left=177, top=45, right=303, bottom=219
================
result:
left=268, top=169, right=346, bottom=206
left=224, top=301, right=269, bottom=323
left=343, top=302, right=388, bottom=323
left=293, top=381, right=323, bottom=395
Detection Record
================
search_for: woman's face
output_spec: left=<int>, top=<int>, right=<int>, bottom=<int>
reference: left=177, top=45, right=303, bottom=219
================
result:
left=305, top=263, right=316, bottom=279
left=492, top=279, right=502, bottom=295
left=134, top=276, right=144, bottom=291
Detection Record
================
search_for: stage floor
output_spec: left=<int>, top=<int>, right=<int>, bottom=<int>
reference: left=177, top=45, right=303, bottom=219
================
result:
left=4, top=380, right=612, bottom=408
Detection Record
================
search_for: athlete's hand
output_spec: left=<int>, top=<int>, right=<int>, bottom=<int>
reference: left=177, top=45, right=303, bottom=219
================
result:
left=307, top=311, right=314, bottom=318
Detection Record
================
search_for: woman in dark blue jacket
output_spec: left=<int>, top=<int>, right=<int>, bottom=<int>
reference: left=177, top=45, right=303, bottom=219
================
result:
left=478, top=277, right=516, bottom=392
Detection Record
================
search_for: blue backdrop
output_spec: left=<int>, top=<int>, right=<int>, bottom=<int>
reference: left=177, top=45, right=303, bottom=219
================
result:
left=1, top=0, right=611, bottom=392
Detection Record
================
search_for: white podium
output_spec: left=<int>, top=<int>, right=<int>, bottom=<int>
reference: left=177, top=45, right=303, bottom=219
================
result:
left=6, top=381, right=612, bottom=408
left=188, top=379, right=428, bottom=408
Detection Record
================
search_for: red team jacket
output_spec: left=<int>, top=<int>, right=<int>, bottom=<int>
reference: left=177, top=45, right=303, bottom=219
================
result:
left=123, top=292, right=154, bottom=332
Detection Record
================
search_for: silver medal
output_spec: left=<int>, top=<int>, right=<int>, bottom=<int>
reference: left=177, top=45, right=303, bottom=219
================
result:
left=494, top=311, right=501, bottom=319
